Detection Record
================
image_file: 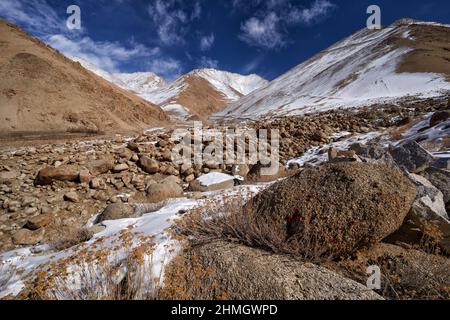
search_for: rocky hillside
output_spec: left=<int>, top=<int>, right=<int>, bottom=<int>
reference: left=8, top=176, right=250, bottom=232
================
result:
left=215, top=19, right=450, bottom=119
left=0, top=20, right=170, bottom=139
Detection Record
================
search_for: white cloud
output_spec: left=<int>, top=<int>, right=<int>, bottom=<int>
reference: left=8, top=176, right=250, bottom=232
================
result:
left=0, top=0, right=64, bottom=35
left=148, top=0, right=202, bottom=46
left=287, top=0, right=336, bottom=25
left=237, top=0, right=336, bottom=49
left=239, top=13, right=284, bottom=49
left=147, top=57, right=183, bottom=81
left=46, top=34, right=160, bottom=72
left=197, top=56, right=219, bottom=69
left=200, top=34, right=215, bottom=51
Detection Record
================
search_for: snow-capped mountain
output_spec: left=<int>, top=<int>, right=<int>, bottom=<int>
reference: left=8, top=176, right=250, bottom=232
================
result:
left=215, top=19, right=450, bottom=119
left=72, top=57, right=166, bottom=94
left=73, top=57, right=267, bottom=121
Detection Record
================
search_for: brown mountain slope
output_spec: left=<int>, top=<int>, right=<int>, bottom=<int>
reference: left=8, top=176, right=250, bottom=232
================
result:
left=0, top=19, right=170, bottom=138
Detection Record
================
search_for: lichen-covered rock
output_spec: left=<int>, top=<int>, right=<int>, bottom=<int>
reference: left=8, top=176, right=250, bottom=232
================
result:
left=163, top=241, right=383, bottom=300
left=247, top=162, right=417, bottom=258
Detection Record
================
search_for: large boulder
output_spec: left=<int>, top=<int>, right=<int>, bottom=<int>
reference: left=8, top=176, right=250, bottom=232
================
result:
left=162, top=241, right=382, bottom=300
left=146, top=180, right=183, bottom=203
left=335, top=243, right=450, bottom=300
left=247, top=163, right=417, bottom=258
left=420, top=167, right=450, bottom=204
left=139, top=156, right=159, bottom=174
left=34, top=165, right=79, bottom=185
left=96, top=203, right=136, bottom=223
left=408, top=173, right=448, bottom=221
left=12, top=228, right=45, bottom=245
left=85, top=159, right=114, bottom=176
left=406, top=173, right=450, bottom=254
left=429, top=110, right=449, bottom=127
left=189, top=172, right=235, bottom=192
left=389, top=141, right=434, bottom=173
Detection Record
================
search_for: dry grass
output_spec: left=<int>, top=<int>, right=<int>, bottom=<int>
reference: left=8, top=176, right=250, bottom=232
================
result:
left=174, top=196, right=332, bottom=263
left=24, top=244, right=164, bottom=300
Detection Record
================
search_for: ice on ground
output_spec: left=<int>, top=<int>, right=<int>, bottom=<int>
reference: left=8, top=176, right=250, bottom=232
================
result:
left=196, top=172, right=235, bottom=187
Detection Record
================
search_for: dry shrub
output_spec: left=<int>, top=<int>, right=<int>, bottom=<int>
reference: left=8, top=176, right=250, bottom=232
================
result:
left=16, top=229, right=169, bottom=301
left=417, top=222, right=443, bottom=255
left=175, top=196, right=332, bottom=263
left=160, top=251, right=228, bottom=300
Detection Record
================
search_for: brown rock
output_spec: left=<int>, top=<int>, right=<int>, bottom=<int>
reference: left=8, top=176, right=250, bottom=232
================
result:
left=85, top=159, right=114, bottom=176
left=12, top=229, right=44, bottom=245
left=25, top=213, right=52, bottom=230
left=247, top=162, right=417, bottom=258
left=34, top=165, right=79, bottom=185
left=139, top=156, right=159, bottom=174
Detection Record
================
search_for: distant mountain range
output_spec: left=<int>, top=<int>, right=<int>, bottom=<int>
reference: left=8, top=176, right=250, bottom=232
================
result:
left=74, top=58, right=268, bottom=121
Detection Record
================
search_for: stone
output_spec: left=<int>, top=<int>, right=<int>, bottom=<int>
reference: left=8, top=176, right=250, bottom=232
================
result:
left=429, top=111, right=450, bottom=127
left=247, top=163, right=417, bottom=258
left=231, top=164, right=250, bottom=178
left=90, top=177, right=105, bottom=190
left=408, top=173, right=448, bottom=221
left=117, top=148, right=133, bottom=160
left=25, top=213, right=52, bottom=230
left=64, top=191, right=80, bottom=203
left=189, top=172, right=235, bottom=192
left=163, top=241, right=382, bottom=300
left=336, top=243, right=450, bottom=299
left=85, top=159, right=114, bottom=176
left=12, top=228, right=44, bottom=245
left=78, top=169, right=91, bottom=184
left=139, top=156, right=159, bottom=174
left=34, top=165, right=79, bottom=186
left=113, top=164, right=129, bottom=173
left=389, top=141, right=434, bottom=173
left=420, top=167, right=450, bottom=204
left=96, top=203, right=135, bottom=223
left=146, top=180, right=183, bottom=203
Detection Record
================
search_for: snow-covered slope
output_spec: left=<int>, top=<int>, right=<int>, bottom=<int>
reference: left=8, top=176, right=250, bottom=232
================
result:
left=73, top=57, right=267, bottom=121
left=72, top=57, right=166, bottom=94
left=215, top=20, right=450, bottom=119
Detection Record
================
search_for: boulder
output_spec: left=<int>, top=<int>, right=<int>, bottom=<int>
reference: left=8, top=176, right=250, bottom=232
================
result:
left=146, top=180, right=183, bottom=203
left=389, top=141, right=434, bottom=173
left=335, top=243, right=450, bottom=300
left=406, top=173, right=450, bottom=254
left=113, top=164, right=129, bottom=173
left=78, top=168, right=91, bottom=184
left=231, top=164, right=250, bottom=178
left=429, top=110, right=450, bottom=128
left=64, top=191, right=80, bottom=203
left=162, top=241, right=382, bottom=300
left=12, top=229, right=45, bottom=245
left=96, top=203, right=135, bottom=223
left=420, top=167, right=450, bottom=204
left=25, top=213, right=52, bottom=230
left=349, top=142, right=396, bottom=166
left=189, top=172, right=235, bottom=192
left=408, top=173, right=447, bottom=221
left=34, top=165, right=79, bottom=185
left=247, top=163, right=417, bottom=258
left=139, top=156, right=159, bottom=174
left=85, top=159, right=114, bottom=176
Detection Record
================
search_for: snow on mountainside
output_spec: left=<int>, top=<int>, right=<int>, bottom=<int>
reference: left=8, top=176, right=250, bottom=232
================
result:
left=215, top=19, right=450, bottom=119
left=72, top=57, right=166, bottom=94
left=73, top=57, right=268, bottom=121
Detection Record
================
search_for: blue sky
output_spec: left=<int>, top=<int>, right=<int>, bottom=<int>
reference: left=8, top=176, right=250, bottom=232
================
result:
left=1, top=0, right=449, bottom=81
